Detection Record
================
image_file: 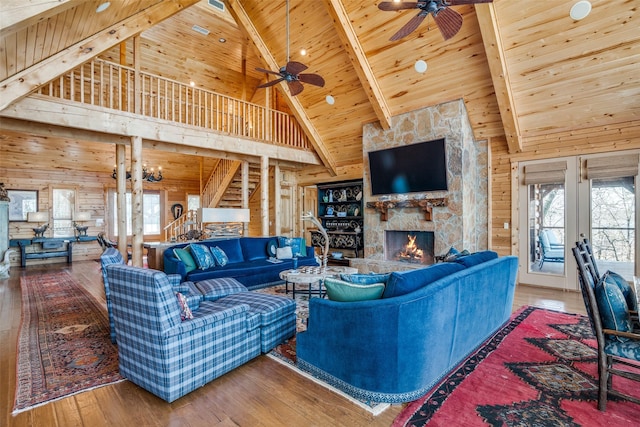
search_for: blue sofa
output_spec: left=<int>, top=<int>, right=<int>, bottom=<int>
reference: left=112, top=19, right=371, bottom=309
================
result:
left=296, top=251, right=518, bottom=403
left=163, top=236, right=318, bottom=288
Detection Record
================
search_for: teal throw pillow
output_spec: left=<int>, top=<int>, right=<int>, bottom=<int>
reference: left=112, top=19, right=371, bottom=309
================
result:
left=210, top=246, right=229, bottom=267
left=189, top=244, right=216, bottom=270
left=606, top=270, right=638, bottom=312
left=277, top=237, right=307, bottom=257
left=324, top=277, right=385, bottom=302
left=595, top=272, right=632, bottom=341
left=173, top=247, right=197, bottom=273
left=340, top=272, right=391, bottom=285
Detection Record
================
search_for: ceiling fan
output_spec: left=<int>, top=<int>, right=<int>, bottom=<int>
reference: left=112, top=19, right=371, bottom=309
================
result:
left=256, top=0, right=325, bottom=96
left=378, top=0, right=493, bottom=42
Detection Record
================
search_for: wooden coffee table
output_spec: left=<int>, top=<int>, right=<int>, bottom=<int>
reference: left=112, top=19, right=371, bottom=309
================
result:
left=279, top=266, right=358, bottom=298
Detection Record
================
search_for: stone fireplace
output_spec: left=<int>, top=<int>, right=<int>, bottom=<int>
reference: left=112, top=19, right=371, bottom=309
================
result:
left=350, top=99, right=488, bottom=274
left=385, top=230, right=434, bottom=265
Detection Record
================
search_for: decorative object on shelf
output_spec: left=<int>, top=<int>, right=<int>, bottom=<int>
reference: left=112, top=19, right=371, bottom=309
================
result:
left=326, top=206, right=334, bottom=216
left=355, top=191, right=362, bottom=201
left=112, top=164, right=163, bottom=182
left=73, top=212, right=91, bottom=237
left=302, top=211, right=329, bottom=271
left=27, top=211, right=49, bottom=237
left=328, top=190, right=333, bottom=202
left=323, top=195, right=329, bottom=202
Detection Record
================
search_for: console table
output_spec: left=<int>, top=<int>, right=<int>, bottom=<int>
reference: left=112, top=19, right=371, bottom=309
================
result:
left=10, top=236, right=97, bottom=267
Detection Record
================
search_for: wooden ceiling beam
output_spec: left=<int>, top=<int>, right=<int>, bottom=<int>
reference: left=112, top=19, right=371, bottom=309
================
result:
left=322, top=0, right=391, bottom=130
left=225, top=0, right=337, bottom=176
left=0, top=0, right=81, bottom=37
left=0, top=0, right=200, bottom=112
left=476, top=3, right=522, bottom=153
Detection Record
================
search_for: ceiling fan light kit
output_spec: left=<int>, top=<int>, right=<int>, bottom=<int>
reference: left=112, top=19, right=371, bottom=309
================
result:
left=379, top=0, right=493, bottom=42
left=570, top=1, right=592, bottom=21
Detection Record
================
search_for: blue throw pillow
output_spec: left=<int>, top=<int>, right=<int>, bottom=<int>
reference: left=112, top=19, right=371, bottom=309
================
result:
left=340, top=272, right=391, bottom=285
left=443, top=246, right=460, bottom=262
left=595, top=272, right=632, bottom=341
left=278, top=237, right=307, bottom=257
left=606, top=270, right=638, bottom=312
left=324, top=278, right=385, bottom=302
left=173, top=247, right=197, bottom=273
left=383, top=262, right=466, bottom=298
left=454, top=250, right=498, bottom=268
left=189, top=244, right=216, bottom=270
left=210, top=246, right=229, bottom=267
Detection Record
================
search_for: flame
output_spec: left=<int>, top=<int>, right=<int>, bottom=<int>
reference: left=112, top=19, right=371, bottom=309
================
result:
left=398, top=234, right=423, bottom=262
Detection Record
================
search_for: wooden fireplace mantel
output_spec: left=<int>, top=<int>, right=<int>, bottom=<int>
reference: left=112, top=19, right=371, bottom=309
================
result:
left=365, top=198, right=448, bottom=221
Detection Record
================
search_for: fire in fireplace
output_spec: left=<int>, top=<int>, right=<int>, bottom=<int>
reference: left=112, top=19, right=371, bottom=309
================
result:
left=385, top=231, right=435, bottom=265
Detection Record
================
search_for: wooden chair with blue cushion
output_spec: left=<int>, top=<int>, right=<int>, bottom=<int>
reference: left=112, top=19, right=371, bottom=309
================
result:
left=538, top=229, right=564, bottom=267
left=572, top=243, right=640, bottom=411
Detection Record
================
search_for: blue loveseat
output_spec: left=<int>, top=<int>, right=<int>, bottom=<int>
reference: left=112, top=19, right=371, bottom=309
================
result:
left=296, top=251, right=518, bottom=403
left=163, top=236, right=318, bottom=288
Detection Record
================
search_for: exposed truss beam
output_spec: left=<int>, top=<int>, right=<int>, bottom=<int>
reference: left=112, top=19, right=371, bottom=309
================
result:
left=226, top=0, right=337, bottom=176
left=322, top=0, right=391, bottom=130
left=0, top=0, right=200, bottom=112
left=476, top=3, right=522, bottom=153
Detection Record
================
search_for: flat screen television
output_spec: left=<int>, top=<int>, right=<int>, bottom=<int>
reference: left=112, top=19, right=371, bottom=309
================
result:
left=367, top=138, right=448, bottom=195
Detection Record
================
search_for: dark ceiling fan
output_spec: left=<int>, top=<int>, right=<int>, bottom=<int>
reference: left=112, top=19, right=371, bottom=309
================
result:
left=256, top=0, right=324, bottom=96
left=378, top=0, right=493, bottom=42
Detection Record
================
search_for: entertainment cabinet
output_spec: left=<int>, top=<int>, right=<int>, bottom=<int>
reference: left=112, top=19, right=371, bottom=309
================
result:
left=312, top=180, right=363, bottom=260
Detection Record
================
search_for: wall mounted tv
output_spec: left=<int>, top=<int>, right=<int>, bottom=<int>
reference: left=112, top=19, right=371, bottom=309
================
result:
left=367, top=138, right=448, bottom=195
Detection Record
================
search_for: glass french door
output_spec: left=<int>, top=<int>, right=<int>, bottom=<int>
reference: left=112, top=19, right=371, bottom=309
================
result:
left=518, top=152, right=639, bottom=289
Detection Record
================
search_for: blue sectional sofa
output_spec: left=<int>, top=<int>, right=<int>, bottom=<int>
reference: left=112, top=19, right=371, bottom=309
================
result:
left=163, top=236, right=318, bottom=288
left=296, top=251, right=518, bottom=403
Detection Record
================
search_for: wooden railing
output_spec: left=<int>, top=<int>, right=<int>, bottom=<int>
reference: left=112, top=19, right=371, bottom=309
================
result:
left=37, top=58, right=311, bottom=150
left=164, top=209, right=200, bottom=242
left=202, top=159, right=241, bottom=208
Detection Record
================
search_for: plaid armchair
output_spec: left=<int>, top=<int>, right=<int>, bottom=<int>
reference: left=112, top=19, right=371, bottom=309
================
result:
left=100, top=248, right=203, bottom=344
left=106, top=264, right=261, bottom=402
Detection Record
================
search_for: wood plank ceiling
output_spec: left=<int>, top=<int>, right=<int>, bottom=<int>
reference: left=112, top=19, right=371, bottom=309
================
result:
left=0, top=0, right=638, bottom=179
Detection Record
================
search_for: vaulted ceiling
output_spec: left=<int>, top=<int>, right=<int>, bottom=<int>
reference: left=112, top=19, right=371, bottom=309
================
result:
left=1, top=0, right=638, bottom=180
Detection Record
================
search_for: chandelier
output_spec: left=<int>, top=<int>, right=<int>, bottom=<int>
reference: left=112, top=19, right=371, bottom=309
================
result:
left=112, top=165, right=163, bottom=182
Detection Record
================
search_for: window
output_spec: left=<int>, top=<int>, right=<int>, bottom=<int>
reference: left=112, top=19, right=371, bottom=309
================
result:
left=52, top=188, right=75, bottom=237
left=187, top=194, right=200, bottom=211
left=112, top=191, right=161, bottom=236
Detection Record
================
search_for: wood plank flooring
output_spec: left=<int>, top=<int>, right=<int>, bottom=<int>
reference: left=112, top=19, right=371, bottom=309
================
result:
left=1, top=261, right=586, bottom=427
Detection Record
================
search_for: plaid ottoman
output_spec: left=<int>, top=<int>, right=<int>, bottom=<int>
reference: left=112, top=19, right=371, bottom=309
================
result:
left=215, top=291, right=296, bottom=353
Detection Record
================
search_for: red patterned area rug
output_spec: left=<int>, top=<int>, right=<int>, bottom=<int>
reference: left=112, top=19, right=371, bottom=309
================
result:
left=393, top=306, right=640, bottom=426
left=13, top=271, right=124, bottom=414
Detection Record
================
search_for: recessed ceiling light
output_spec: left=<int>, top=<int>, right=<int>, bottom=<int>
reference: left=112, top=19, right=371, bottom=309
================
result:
left=300, top=49, right=307, bottom=56
left=96, top=2, right=111, bottom=13
left=326, top=95, right=335, bottom=105
left=415, top=60, right=428, bottom=73
left=570, top=1, right=592, bottom=20
left=190, top=81, right=196, bottom=87
left=218, top=38, right=226, bottom=43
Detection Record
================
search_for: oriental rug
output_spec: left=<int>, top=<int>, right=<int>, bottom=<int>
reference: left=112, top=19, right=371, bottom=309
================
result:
left=13, top=271, right=124, bottom=414
left=393, top=306, right=640, bottom=427
left=256, top=284, right=390, bottom=415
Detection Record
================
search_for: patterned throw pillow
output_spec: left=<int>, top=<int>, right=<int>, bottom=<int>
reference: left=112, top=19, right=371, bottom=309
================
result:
left=210, top=246, right=229, bottom=266
left=176, top=292, right=193, bottom=320
left=606, top=270, right=638, bottom=312
left=595, top=272, right=632, bottom=341
left=324, top=278, right=385, bottom=302
left=277, top=236, right=307, bottom=257
left=189, top=243, right=216, bottom=270
left=173, top=247, right=197, bottom=273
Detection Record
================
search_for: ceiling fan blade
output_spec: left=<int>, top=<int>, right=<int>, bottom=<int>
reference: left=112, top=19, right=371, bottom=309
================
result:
left=378, top=1, right=420, bottom=11
left=285, top=61, right=308, bottom=75
left=433, top=7, right=463, bottom=40
left=446, top=0, right=493, bottom=5
left=298, top=73, right=325, bottom=88
left=287, top=80, right=304, bottom=96
left=257, top=78, right=284, bottom=89
left=256, top=67, right=283, bottom=76
left=389, top=12, right=427, bottom=41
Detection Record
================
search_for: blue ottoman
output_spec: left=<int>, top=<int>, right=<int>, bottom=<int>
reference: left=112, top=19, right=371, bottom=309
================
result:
left=215, top=292, right=296, bottom=353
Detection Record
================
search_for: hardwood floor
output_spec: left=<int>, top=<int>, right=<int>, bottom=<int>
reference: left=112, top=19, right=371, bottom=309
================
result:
left=1, top=261, right=586, bottom=427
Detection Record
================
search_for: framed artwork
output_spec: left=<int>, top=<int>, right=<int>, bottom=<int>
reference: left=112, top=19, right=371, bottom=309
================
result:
left=8, top=190, right=38, bottom=221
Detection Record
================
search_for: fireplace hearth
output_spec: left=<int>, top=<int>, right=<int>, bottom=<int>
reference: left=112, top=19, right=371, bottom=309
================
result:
left=385, top=231, right=435, bottom=265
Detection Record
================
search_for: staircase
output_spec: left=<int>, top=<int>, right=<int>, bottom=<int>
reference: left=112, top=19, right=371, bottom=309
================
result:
left=216, top=165, right=261, bottom=208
